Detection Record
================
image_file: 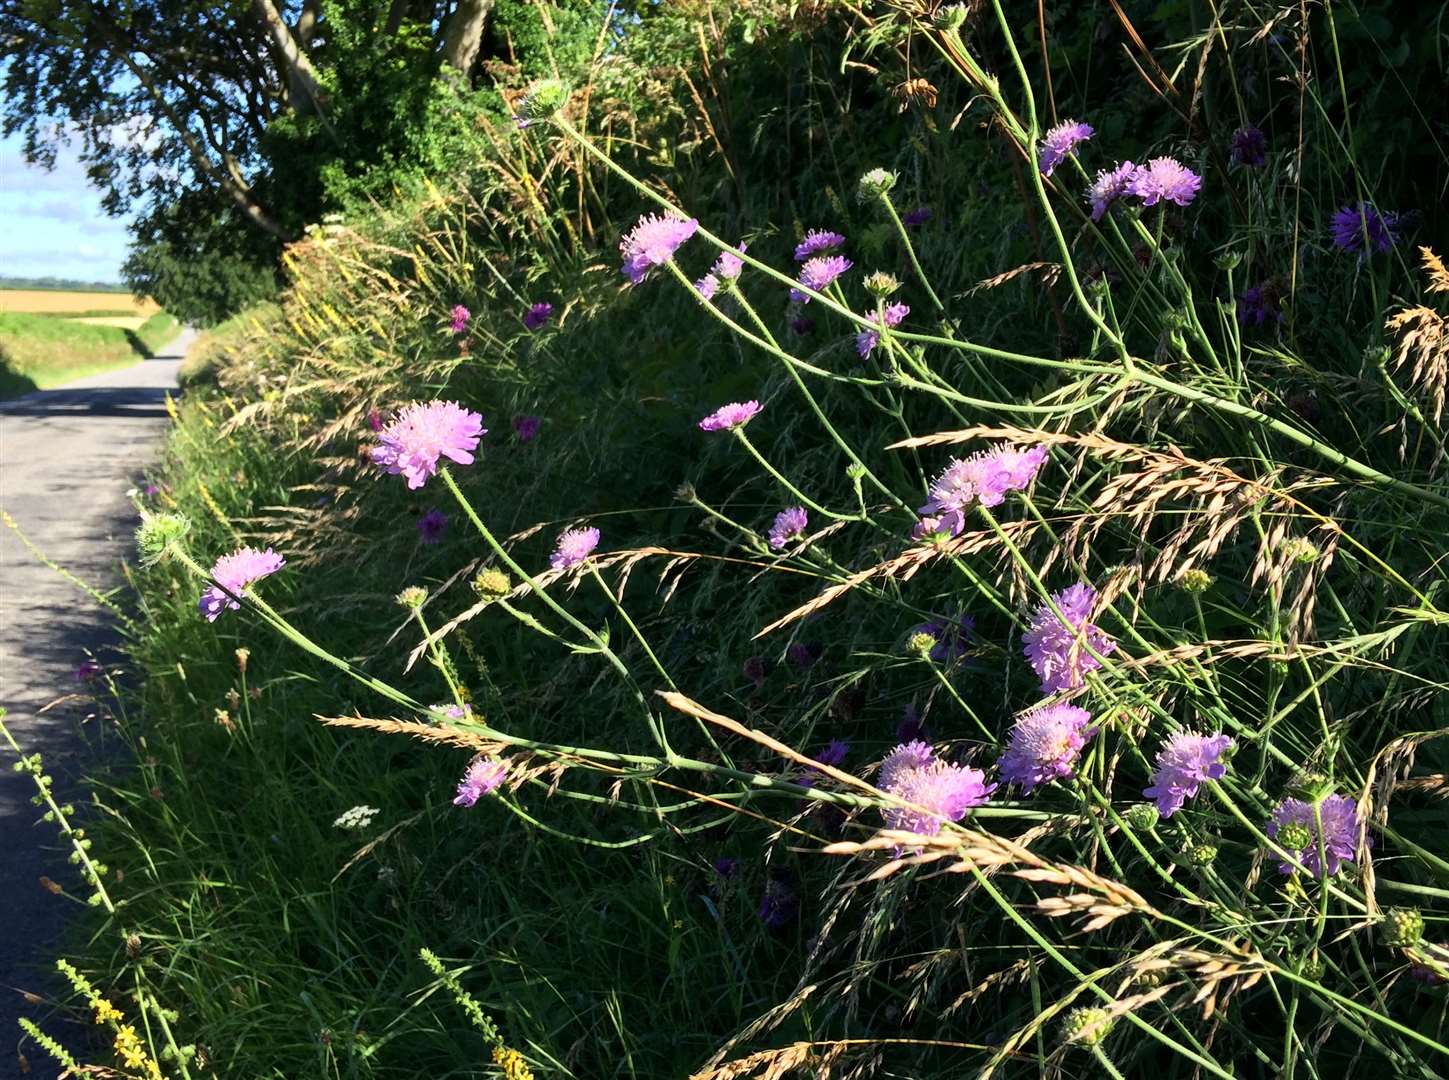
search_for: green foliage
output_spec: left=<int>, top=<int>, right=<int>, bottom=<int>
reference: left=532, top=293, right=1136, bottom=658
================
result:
left=0, top=311, right=177, bottom=399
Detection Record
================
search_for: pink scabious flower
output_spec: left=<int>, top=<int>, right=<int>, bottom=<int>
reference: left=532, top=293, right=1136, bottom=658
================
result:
left=620, top=212, right=699, bottom=284
left=917, top=443, right=1049, bottom=536
left=1269, top=794, right=1368, bottom=877
left=878, top=741, right=994, bottom=836
left=1142, top=731, right=1234, bottom=817
left=714, top=243, right=746, bottom=281
left=1086, top=160, right=1138, bottom=221
left=1038, top=119, right=1094, bottom=176
left=1330, top=203, right=1398, bottom=255
left=513, top=414, right=541, bottom=442
left=856, top=302, right=910, bottom=357
left=699, top=400, right=762, bottom=432
left=416, top=508, right=448, bottom=545
left=695, top=274, right=720, bottom=300
left=790, top=254, right=853, bottom=303
left=794, top=229, right=846, bottom=262
left=998, top=703, right=1096, bottom=794
left=768, top=506, right=808, bottom=550
left=198, top=546, right=285, bottom=622
left=454, top=758, right=508, bottom=807
left=1127, top=156, right=1202, bottom=207
left=550, top=526, right=600, bottom=570
left=1022, top=583, right=1117, bottom=693
left=523, top=302, right=552, bottom=330
left=449, top=304, right=471, bottom=334
left=371, top=400, right=485, bottom=490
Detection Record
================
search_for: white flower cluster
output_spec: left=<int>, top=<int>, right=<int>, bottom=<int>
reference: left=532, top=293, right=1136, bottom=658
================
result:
left=332, top=805, right=379, bottom=831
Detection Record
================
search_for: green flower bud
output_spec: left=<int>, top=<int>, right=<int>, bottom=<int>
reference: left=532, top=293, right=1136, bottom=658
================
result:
left=675, top=481, right=698, bottom=503
left=1176, top=568, right=1213, bottom=594
left=518, top=79, right=569, bottom=122
left=472, top=568, right=511, bottom=602
left=857, top=167, right=898, bottom=202
left=1382, top=907, right=1425, bottom=948
left=1282, top=537, right=1319, bottom=565
left=1125, top=803, right=1159, bottom=831
left=1062, top=1006, right=1114, bottom=1047
left=395, top=586, right=428, bottom=609
left=1288, top=770, right=1333, bottom=801
left=907, top=631, right=938, bottom=658
left=846, top=462, right=867, bottom=481
left=1186, top=841, right=1218, bottom=867
left=1214, top=250, right=1243, bottom=271
left=934, top=3, right=969, bottom=30
left=1298, top=952, right=1325, bottom=980
left=863, top=271, right=901, bottom=297
left=136, top=512, right=190, bottom=566
left=1275, top=820, right=1314, bottom=853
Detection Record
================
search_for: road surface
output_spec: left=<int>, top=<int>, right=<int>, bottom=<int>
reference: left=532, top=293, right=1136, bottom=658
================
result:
left=0, top=331, right=192, bottom=1041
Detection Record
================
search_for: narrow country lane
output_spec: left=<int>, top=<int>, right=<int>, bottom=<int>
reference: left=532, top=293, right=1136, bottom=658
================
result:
left=0, top=331, right=193, bottom=1033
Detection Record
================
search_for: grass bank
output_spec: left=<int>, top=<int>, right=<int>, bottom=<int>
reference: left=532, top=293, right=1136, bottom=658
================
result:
left=0, top=311, right=180, bottom=398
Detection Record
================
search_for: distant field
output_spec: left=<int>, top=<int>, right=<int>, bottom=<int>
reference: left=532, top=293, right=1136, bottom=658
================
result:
left=0, top=310, right=179, bottom=399
left=71, top=315, right=151, bottom=329
left=0, top=289, right=159, bottom=316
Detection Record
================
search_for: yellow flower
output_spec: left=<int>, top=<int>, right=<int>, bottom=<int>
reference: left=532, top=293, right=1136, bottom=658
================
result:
left=492, top=1044, right=535, bottom=1080
left=94, top=998, right=123, bottom=1024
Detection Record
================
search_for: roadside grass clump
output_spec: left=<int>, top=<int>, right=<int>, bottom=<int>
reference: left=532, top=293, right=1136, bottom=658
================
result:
left=14, top=2, right=1449, bottom=1078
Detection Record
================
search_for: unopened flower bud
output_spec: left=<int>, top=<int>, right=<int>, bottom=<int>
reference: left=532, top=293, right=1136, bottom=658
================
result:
left=907, top=631, right=937, bottom=658
left=472, top=568, right=511, bottom=601
left=1177, top=568, right=1213, bottom=594
left=518, top=79, right=569, bottom=122
left=675, top=481, right=698, bottom=503
left=934, top=3, right=969, bottom=30
left=395, top=586, right=428, bottom=609
left=136, top=513, right=190, bottom=565
left=1382, top=907, right=1425, bottom=948
left=1186, top=841, right=1219, bottom=866
left=235, top=647, right=250, bottom=673
left=1125, top=803, right=1159, bottom=831
left=1288, top=769, right=1332, bottom=800
left=1275, top=821, right=1313, bottom=853
left=1214, top=250, right=1243, bottom=270
left=857, top=167, right=898, bottom=202
left=1062, top=1006, right=1114, bottom=1046
left=1297, top=952, right=1325, bottom=980
left=863, top=271, right=901, bottom=297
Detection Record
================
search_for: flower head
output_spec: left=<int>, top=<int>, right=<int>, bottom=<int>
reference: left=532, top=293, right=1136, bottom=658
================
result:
left=1237, top=281, right=1284, bottom=327
left=791, top=254, right=853, bottom=303
left=1269, top=794, right=1368, bottom=877
left=620, top=213, right=699, bottom=284
left=1127, top=157, right=1202, bottom=207
left=1039, top=120, right=1095, bottom=176
left=1330, top=203, right=1398, bottom=255
left=909, top=612, right=974, bottom=663
left=856, top=302, right=910, bottom=357
left=1142, top=731, right=1234, bottom=817
left=454, top=758, right=508, bottom=807
left=1087, top=160, right=1139, bottom=221
left=799, top=738, right=850, bottom=787
left=513, top=414, right=541, bottom=442
left=1232, top=126, right=1268, bottom=167
left=856, top=167, right=898, bottom=201
left=758, top=878, right=797, bottom=929
left=919, top=443, right=1048, bottom=534
left=1021, top=583, right=1117, bottom=693
left=879, top=742, right=994, bottom=835
left=698, top=400, right=762, bottom=432
left=74, top=659, right=102, bottom=681
left=794, top=229, right=846, bottom=262
left=550, top=526, right=600, bottom=570
left=695, top=274, right=719, bottom=300
left=897, top=705, right=929, bottom=744
left=768, top=506, right=809, bottom=550
left=416, top=508, right=448, bottom=545
left=199, top=546, right=285, bottom=621
left=371, top=400, right=486, bottom=489
left=788, top=642, right=821, bottom=670
left=714, top=243, right=747, bottom=281
left=449, top=304, right=471, bottom=334
left=523, top=302, right=552, bottom=330
left=998, top=703, right=1096, bottom=794
left=902, top=206, right=933, bottom=228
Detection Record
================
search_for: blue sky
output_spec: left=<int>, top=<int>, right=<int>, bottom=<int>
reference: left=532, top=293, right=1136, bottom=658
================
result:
left=0, top=129, right=134, bottom=283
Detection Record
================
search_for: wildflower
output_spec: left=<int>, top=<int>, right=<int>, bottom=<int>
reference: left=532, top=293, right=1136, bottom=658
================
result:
left=136, top=511, right=190, bottom=565
left=333, top=805, right=379, bottom=830
left=74, top=659, right=102, bottom=681
left=371, top=400, right=486, bottom=489
left=998, top=702, right=1096, bottom=794
left=788, top=642, right=822, bottom=670
left=396, top=585, right=428, bottom=608
left=911, top=513, right=953, bottom=541
left=1176, top=568, right=1213, bottom=594
left=695, top=273, right=719, bottom=300
left=1086, top=160, right=1138, bottom=221
left=902, top=206, right=933, bottom=228
left=454, top=758, right=507, bottom=806
left=1410, top=963, right=1447, bottom=985
left=1021, top=582, right=1118, bottom=693
left=513, top=414, right=541, bottom=442
left=1062, top=1006, right=1114, bottom=1046
left=493, top=1045, right=535, bottom=1080
left=907, top=630, right=939, bottom=657
left=800, top=738, right=850, bottom=787
left=620, top=212, right=699, bottom=284
left=1038, top=120, right=1094, bottom=176
left=863, top=271, right=901, bottom=297
left=449, top=304, right=471, bottom=334
left=918, top=443, right=1049, bottom=535
left=432, top=703, right=472, bottom=721
left=550, top=526, right=600, bottom=570
left=897, top=704, right=929, bottom=744
left=789, top=315, right=816, bottom=336
left=1125, top=802, right=1159, bottom=830
left=698, top=400, right=762, bottom=432
left=517, top=78, right=568, bottom=121
left=758, top=878, right=797, bottom=929
left=199, top=546, right=285, bottom=621
left=94, top=997, right=123, bottom=1023
left=742, top=655, right=768, bottom=688
left=714, top=243, right=747, bottom=280
left=472, top=568, right=511, bottom=599
left=878, top=741, right=994, bottom=836
left=713, top=856, right=738, bottom=879
left=1127, top=156, right=1202, bottom=207
left=1268, top=794, right=1368, bottom=877
left=1330, top=203, right=1398, bottom=255
left=909, top=612, right=973, bottom=662
left=1142, top=731, right=1234, bottom=817
left=416, top=508, right=447, bottom=545
left=1238, top=281, right=1284, bottom=327
left=366, top=407, right=384, bottom=431
left=1381, top=907, right=1425, bottom=948
left=790, top=254, right=853, bottom=302
left=768, top=506, right=809, bottom=549
left=523, top=302, right=552, bottom=330
left=794, top=229, right=846, bottom=261
left=934, top=4, right=968, bottom=30
left=1231, top=126, right=1267, bottom=167
left=856, top=302, right=910, bottom=357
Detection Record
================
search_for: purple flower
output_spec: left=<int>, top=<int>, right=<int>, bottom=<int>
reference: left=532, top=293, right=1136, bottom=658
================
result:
left=714, top=856, right=738, bottom=879
left=523, top=302, right=552, bottom=330
left=800, top=739, right=850, bottom=788
left=698, top=400, right=762, bottom=432
left=371, top=400, right=486, bottom=490
left=918, top=443, right=1049, bottom=534
left=74, top=659, right=102, bottom=681
left=1231, top=126, right=1267, bottom=167
left=416, top=508, right=448, bottom=545
left=1237, top=282, right=1284, bottom=327
left=714, top=243, right=747, bottom=280
left=911, top=514, right=952, bottom=541
left=1142, top=731, right=1234, bottom=818
left=450, top=304, right=471, bottom=334
left=620, top=213, right=699, bottom=284
left=1269, top=794, right=1368, bottom=877
left=791, top=255, right=853, bottom=303
left=897, top=705, right=929, bottom=744
left=1127, top=157, right=1202, bottom=207
left=1022, top=583, right=1117, bottom=694
left=695, top=274, right=719, bottom=300
left=902, top=207, right=933, bottom=228
left=433, top=703, right=472, bottom=721
left=513, top=414, right=541, bottom=442
left=878, top=741, right=994, bottom=836
left=454, top=758, right=508, bottom=807
left=198, top=546, right=285, bottom=622
left=768, top=506, right=809, bottom=550
left=742, top=655, right=768, bottom=688
left=789, top=315, right=816, bottom=337
left=910, top=612, right=974, bottom=663
left=366, top=408, right=384, bottom=432
left=550, top=526, right=600, bottom=570
left=1038, top=120, right=1095, bottom=177
left=758, top=878, right=797, bottom=929
left=1086, top=161, right=1138, bottom=221
left=143, top=483, right=160, bottom=497
left=788, top=642, right=821, bottom=671
left=998, top=703, right=1096, bottom=794
left=794, top=230, right=846, bottom=262
left=856, top=302, right=910, bottom=357
left=1330, top=203, right=1398, bottom=255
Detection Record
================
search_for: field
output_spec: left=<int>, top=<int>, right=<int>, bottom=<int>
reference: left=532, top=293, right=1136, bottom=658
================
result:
left=0, top=289, right=158, bottom=317
left=0, top=310, right=179, bottom=398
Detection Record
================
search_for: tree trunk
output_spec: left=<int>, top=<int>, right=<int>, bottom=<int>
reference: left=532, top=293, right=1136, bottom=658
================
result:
left=251, top=0, right=326, bottom=116
left=440, top=0, right=495, bottom=76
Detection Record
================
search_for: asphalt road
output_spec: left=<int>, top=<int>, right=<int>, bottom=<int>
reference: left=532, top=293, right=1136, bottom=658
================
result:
left=0, top=332, right=191, bottom=1044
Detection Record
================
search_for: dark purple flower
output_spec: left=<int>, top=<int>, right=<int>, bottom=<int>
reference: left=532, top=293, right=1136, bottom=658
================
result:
left=1022, top=583, right=1117, bottom=693
left=523, top=302, right=552, bottom=330
left=758, top=878, right=797, bottom=930
left=856, top=302, right=910, bottom=357
left=699, top=400, right=762, bottom=432
left=1330, top=203, right=1398, bottom=255
left=1143, top=731, right=1234, bottom=817
left=788, top=642, right=821, bottom=671
left=714, top=856, right=738, bottom=879
left=450, top=305, right=471, bottom=334
left=998, top=703, right=1096, bottom=794
left=1269, top=794, right=1368, bottom=877
left=742, top=655, right=769, bottom=688
left=454, top=758, right=508, bottom=807
left=897, top=704, right=929, bottom=744
left=1127, top=157, right=1202, bottom=207
left=1231, top=126, right=1267, bottom=167
left=74, top=659, right=102, bottom=681
left=513, top=414, right=541, bottom=442
left=767, top=506, right=808, bottom=550
left=199, top=547, right=285, bottom=622
left=789, top=315, right=816, bottom=337
left=1410, top=963, right=1447, bottom=986
left=550, top=526, right=600, bottom=570
left=799, top=739, right=850, bottom=788
left=794, top=230, right=846, bottom=262
left=902, top=206, right=933, bottom=228
left=878, top=741, right=993, bottom=835
left=1086, top=160, right=1138, bottom=221
left=416, top=508, right=448, bottom=545
left=1039, top=120, right=1094, bottom=177
left=620, top=213, right=699, bottom=284
left=366, top=408, right=384, bottom=432
left=791, top=255, right=852, bottom=303
left=371, top=400, right=486, bottom=490
left=1237, top=282, right=1284, bottom=327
